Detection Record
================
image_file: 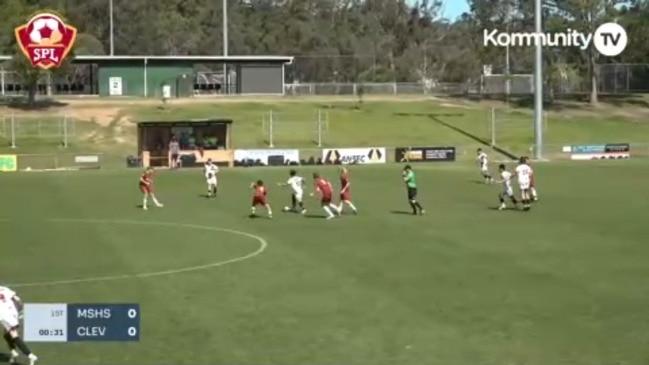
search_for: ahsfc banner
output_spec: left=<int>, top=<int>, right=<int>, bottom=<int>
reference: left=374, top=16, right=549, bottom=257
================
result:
left=395, top=147, right=456, bottom=162
left=322, top=148, right=386, bottom=164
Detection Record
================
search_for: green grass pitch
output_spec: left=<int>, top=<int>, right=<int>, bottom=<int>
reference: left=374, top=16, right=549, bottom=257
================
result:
left=1, top=160, right=649, bottom=365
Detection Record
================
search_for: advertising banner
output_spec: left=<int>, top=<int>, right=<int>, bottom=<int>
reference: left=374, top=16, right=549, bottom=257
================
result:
left=234, top=149, right=300, bottom=165
left=321, top=148, right=386, bottom=164
left=394, top=147, right=456, bottom=162
left=567, top=143, right=630, bottom=160
left=0, top=155, right=17, bottom=172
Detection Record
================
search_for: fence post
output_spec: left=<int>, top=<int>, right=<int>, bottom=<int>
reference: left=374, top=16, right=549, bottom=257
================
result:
left=269, top=110, right=274, bottom=148
left=63, top=116, right=68, bottom=148
left=317, top=109, right=322, bottom=147
left=10, top=114, right=16, bottom=148
left=392, top=82, right=397, bottom=95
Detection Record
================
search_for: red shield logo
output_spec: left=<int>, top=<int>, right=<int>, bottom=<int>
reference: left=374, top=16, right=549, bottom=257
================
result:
left=14, top=12, right=77, bottom=70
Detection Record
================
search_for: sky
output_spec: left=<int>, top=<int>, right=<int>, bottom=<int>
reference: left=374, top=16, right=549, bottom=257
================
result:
left=441, top=0, right=470, bottom=20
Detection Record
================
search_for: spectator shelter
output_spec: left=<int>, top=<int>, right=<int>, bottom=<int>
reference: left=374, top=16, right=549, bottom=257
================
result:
left=0, top=55, right=293, bottom=96
left=137, top=119, right=234, bottom=168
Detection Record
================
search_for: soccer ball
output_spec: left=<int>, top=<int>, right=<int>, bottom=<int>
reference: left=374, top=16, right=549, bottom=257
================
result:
left=29, top=17, right=63, bottom=46
left=283, top=206, right=291, bottom=212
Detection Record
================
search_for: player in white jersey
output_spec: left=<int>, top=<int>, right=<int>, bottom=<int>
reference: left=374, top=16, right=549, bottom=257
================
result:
left=204, top=159, right=219, bottom=197
left=278, top=169, right=306, bottom=214
left=476, top=148, right=494, bottom=184
left=514, top=157, right=533, bottom=210
left=496, top=164, right=518, bottom=210
left=0, top=286, right=38, bottom=365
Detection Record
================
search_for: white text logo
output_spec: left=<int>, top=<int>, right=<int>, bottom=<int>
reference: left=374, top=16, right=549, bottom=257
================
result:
left=483, top=22, right=627, bottom=57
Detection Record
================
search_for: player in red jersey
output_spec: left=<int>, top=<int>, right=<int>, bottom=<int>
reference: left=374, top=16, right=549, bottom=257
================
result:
left=139, top=167, right=163, bottom=210
left=250, top=180, right=273, bottom=218
left=311, top=173, right=340, bottom=219
left=525, top=156, right=539, bottom=201
left=337, top=167, right=358, bottom=214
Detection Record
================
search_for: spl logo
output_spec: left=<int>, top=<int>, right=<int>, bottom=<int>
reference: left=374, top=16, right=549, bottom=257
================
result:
left=15, top=12, right=77, bottom=70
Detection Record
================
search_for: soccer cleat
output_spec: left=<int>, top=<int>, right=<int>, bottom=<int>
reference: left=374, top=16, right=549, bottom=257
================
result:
left=28, top=353, right=37, bottom=365
left=419, top=210, right=426, bottom=215
left=326, top=215, right=336, bottom=220
left=498, top=204, right=506, bottom=210
left=10, top=349, right=19, bottom=363
left=156, top=204, right=164, bottom=208
left=301, top=209, right=307, bottom=215
left=143, top=206, right=148, bottom=210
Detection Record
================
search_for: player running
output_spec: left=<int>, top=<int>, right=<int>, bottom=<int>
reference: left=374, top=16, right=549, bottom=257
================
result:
left=514, top=157, right=533, bottom=211
left=402, top=165, right=425, bottom=215
left=0, top=286, right=38, bottom=365
left=311, top=173, right=340, bottom=219
left=496, top=164, right=518, bottom=210
left=250, top=180, right=273, bottom=218
left=278, top=170, right=306, bottom=214
left=204, top=159, right=219, bottom=197
left=525, top=156, right=539, bottom=201
left=337, top=167, right=358, bottom=214
left=477, top=148, right=494, bottom=184
left=139, top=167, right=163, bottom=210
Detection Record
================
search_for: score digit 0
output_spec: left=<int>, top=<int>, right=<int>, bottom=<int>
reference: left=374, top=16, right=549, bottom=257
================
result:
left=128, top=327, right=137, bottom=336
left=128, top=308, right=138, bottom=318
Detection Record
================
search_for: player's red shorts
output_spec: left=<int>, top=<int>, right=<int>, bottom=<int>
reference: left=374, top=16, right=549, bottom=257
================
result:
left=340, top=191, right=351, bottom=201
left=320, top=194, right=332, bottom=205
left=252, top=196, right=268, bottom=206
left=139, top=183, right=152, bottom=194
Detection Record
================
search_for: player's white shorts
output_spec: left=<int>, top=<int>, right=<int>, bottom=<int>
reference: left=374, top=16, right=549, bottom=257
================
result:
left=503, top=186, right=514, bottom=197
left=480, top=167, right=489, bottom=174
left=292, top=192, right=303, bottom=202
left=207, top=177, right=217, bottom=186
left=518, top=180, right=530, bottom=190
left=0, top=307, right=19, bottom=331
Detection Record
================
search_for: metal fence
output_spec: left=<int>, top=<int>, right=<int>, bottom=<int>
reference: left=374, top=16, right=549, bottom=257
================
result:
left=0, top=114, right=76, bottom=148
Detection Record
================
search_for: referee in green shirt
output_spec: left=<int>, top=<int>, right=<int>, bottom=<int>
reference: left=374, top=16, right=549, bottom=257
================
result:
left=402, top=165, right=425, bottom=215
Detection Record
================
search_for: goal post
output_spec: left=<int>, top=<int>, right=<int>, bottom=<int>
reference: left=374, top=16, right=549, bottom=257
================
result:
left=262, top=109, right=329, bottom=147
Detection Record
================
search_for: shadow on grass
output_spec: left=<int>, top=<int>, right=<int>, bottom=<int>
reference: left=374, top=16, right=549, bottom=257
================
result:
left=442, top=93, right=649, bottom=110
left=389, top=210, right=415, bottom=215
left=303, top=213, right=325, bottom=219
left=0, top=96, right=68, bottom=111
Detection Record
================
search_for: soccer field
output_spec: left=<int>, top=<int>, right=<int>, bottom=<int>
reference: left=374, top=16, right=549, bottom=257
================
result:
left=1, top=161, right=648, bottom=365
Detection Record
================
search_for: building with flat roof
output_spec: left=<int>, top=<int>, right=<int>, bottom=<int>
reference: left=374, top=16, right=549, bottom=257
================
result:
left=0, top=55, right=293, bottom=97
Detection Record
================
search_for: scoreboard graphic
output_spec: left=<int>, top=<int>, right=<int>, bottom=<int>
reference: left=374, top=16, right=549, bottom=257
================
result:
left=23, top=303, right=140, bottom=342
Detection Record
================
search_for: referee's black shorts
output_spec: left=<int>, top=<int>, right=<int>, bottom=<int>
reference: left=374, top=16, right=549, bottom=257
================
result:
left=407, top=187, right=417, bottom=200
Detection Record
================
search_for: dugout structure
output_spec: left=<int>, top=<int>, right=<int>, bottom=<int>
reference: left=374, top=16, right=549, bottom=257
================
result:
left=137, top=119, right=233, bottom=168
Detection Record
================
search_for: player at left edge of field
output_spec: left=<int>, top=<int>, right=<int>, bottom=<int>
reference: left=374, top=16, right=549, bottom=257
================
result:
left=0, top=285, right=38, bottom=365
left=139, top=167, right=164, bottom=210
left=204, top=159, right=219, bottom=198
left=251, top=180, right=273, bottom=218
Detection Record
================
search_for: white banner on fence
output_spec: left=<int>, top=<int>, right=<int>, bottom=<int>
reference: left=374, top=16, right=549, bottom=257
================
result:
left=322, top=148, right=386, bottom=164
left=234, top=149, right=300, bottom=165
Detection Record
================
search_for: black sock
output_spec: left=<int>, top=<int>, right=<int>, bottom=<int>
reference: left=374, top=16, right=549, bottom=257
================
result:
left=12, top=337, right=31, bottom=356
left=511, top=197, right=518, bottom=204
left=409, top=201, right=417, bottom=213
left=298, top=202, right=304, bottom=209
left=499, top=196, right=504, bottom=203
left=4, top=333, right=16, bottom=350
left=414, top=202, right=423, bottom=211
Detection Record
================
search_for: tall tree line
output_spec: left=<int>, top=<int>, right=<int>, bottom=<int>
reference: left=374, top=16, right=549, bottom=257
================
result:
left=1, top=0, right=648, bottom=103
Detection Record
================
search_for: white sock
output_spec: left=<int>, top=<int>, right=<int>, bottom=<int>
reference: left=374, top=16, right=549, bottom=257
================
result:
left=142, top=198, right=148, bottom=207
left=251, top=207, right=256, bottom=214
left=329, top=204, right=341, bottom=214
left=531, top=188, right=538, bottom=197
left=323, top=206, right=334, bottom=217
left=345, top=201, right=357, bottom=211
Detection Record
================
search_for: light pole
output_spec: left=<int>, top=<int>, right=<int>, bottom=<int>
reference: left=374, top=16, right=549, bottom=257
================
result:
left=222, top=0, right=228, bottom=93
left=109, top=0, right=114, bottom=55
left=533, top=0, right=543, bottom=159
